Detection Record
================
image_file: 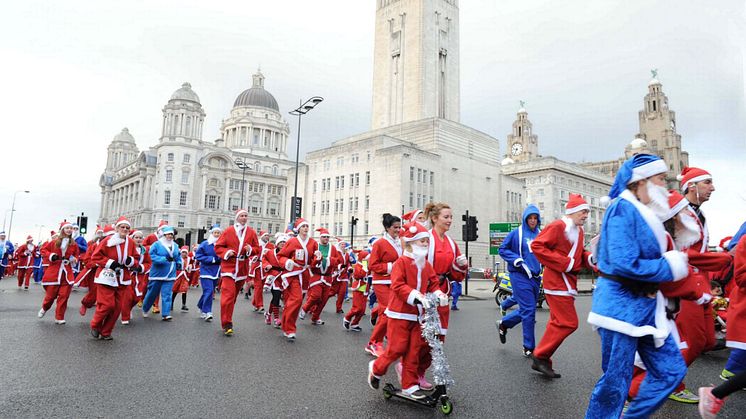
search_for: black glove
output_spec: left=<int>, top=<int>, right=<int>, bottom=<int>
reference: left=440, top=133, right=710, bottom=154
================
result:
left=109, top=261, right=122, bottom=270
left=134, top=265, right=144, bottom=273
left=125, top=256, right=134, bottom=266
left=166, top=255, right=174, bottom=262
left=49, top=254, right=59, bottom=262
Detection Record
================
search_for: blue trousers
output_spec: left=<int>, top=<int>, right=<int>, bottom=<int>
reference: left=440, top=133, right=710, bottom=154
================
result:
left=0, top=265, right=6, bottom=278
left=197, top=278, right=216, bottom=314
left=501, top=295, right=518, bottom=311
left=142, top=280, right=174, bottom=317
left=33, top=267, right=44, bottom=283
left=451, top=281, right=462, bottom=307
left=586, top=329, right=686, bottom=419
left=726, top=348, right=746, bottom=374
left=501, top=271, right=539, bottom=349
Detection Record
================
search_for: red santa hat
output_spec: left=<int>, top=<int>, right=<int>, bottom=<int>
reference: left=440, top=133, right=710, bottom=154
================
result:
left=156, top=220, right=169, bottom=232
left=26, top=235, right=34, bottom=242
left=114, top=216, right=130, bottom=228
left=667, top=189, right=690, bottom=220
left=49, top=231, right=57, bottom=237
left=402, top=209, right=423, bottom=223
left=180, top=246, right=189, bottom=253
left=258, top=230, right=269, bottom=239
left=677, top=167, right=712, bottom=193
left=274, top=232, right=288, bottom=244
left=400, top=221, right=429, bottom=242
left=129, top=229, right=143, bottom=238
left=95, top=224, right=104, bottom=234
left=293, top=217, right=309, bottom=232
left=235, top=208, right=249, bottom=220
left=59, top=220, right=73, bottom=231
left=565, top=194, right=590, bottom=215
left=103, top=224, right=115, bottom=236
left=315, top=228, right=331, bottom=237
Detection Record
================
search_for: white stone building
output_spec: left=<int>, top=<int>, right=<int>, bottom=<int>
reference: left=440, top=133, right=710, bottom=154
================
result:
left=99, top=71, right=294, bottom=246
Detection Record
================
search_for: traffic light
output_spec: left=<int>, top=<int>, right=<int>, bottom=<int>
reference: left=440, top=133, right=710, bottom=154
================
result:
left=351, top=216, right=359, bottom=227
left=77, top=215, right=88, bottom=234
left=461, top=213, right=478, bottom=242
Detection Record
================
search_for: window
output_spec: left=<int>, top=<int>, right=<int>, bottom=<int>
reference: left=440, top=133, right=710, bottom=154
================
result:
left=164, top=190, right=171, bottom=205
left=323, top=160, right=330, bottom=170
left=423, top=171, right=428, bottom=184
left=268, top=201, right=279, bottom=216
left=430, top=171, right=434, bottom=185
left=177, top=216, right=185, bottom=228
left=410, top=166, right=415, bottom=181
left=272, top=165, right=278, bottom=176
left=335, top=176, right=340, bottom=189
left=205, top=194, right=219, bottom=210
left=340, top=176, right=344, bottom=189
left=250, top=198, right=262, bottom=215
left=417, top=169, right=422, bottom=183
left=367, top=151, right=371, bottom=161
left=349, top=197, right=353, bottom=211
left=183, top=154, right=190, bottom=163
left=229, top=197, right=240, bottom=211
left=313, top=180, right=317, bottom=193
left=179, top=191, right=188, bottom=206
left=181, top=171, right=189, bottom=184
left=229, top=179, right=244, bottom=190
left=312, top=202, right=316, bottom=216
left=351, top=153, right=359, bottom=163
left=365, top=195, right=370, bottom=210
left=165, top=170, right=173, bottom=182
left=365, top=171, right=370, bottom=185
left=364, top=221, right=369, bottom=235
left=337, top=156, right=344, bottom=167
left=340, top=200, right=344, bottom=213
left=167, top=153, right=174, bottom=162
left=355, top=173, right=360, bottom=187
left=409, top=192, right=414, bottom=207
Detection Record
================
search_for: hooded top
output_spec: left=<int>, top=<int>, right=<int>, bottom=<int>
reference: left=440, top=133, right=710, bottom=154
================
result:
left=729, top=221, right=746, bottom=251
left=499, top=204, right=542, bottom=277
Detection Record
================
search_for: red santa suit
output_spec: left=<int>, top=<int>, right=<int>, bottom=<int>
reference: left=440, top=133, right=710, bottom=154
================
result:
left=15, top=237, right=35, bottom=288
left=329, top=243, right=352, bottom=313
left=121, top=238, right=152, bottom=323
left=726, top=238, right=746, bottom=350
left=302, top=229, right=342, bottom=323
left=214, top=211, right=260, bottom=331
left=277, top=218, right=319, bottom=338
left=531, top=202, right=594, bottom=365
left=40, top=229, right=80, bottom=321
left=262, top=238, right=286, bottom=327
left=89, top=218, right=139, bottom=338
left=77, top=236, right=106, bottom=314
left=173, top=250, right=191, bottom=294
left=368, top=233, right=403, bottom=348
left=344, top=251, right=370, bottom=328
left=249, top=231, right=270, bottom=311
left=427, top=229, right=467, bottom=337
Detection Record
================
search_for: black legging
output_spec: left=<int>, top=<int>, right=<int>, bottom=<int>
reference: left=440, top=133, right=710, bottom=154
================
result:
left=270, top=289, right=282, bottom=307
left=713, top=370, right=746, bottom=399
left=172, top=292, right=187, bottom=306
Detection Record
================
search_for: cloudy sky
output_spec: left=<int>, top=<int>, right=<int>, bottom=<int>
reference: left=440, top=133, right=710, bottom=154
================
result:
left=1, top=0, right=744, bottom=243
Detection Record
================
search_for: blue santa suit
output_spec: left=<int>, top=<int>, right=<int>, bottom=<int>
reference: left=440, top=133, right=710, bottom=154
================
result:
left=142, top=236, right=182, bottom=318
left=499, top=204, right=542, bottom=350
left=32, top=245, right=43, bottom=283
left=0, top=237, right=14, bottom=279
left=586, top=156, right=690, bottom=419
left=73, top=234, right=88, bottom=275
left=724, top=220, right=746, bottom=374
left=194, top=238, right=221, bottom=315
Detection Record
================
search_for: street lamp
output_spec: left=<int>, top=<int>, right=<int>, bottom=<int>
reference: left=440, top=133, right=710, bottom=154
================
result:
left=7, top=190, right=30, bottom=242
left=234, top=157, right=250, bottom=209
left=289, top=96, right=323, bottom=224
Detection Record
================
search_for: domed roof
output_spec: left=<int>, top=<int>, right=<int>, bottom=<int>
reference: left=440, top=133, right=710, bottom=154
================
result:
left=648, top=78, right=661, bottom=86
left=233, top=70, right=279, bottom=112
left=501, top=157, right=515, bottom=166
left=170, top=82, right=201, bottom=103
left=113, top=127, right=135, bottom=143
left=629, top=137, right=648, bottom=149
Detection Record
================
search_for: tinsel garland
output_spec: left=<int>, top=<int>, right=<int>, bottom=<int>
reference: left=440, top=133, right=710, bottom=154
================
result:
left=420, top=293, right=455, bottom=388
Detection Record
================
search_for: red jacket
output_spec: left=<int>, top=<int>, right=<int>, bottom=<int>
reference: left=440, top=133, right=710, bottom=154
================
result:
left=214, top=224, right=260, bottom=281
left=369, top=235, right=402, bottom=285
left=90, top=234, right=140, bottom=287
left=310, top=243, right=342, bottom=287
left=15, top=243, right=36, bottom=268
left=726, top=240, right=746, bottom=348
left=41, top=238, right=80, bottom=285
left=385, top=255, right=441, bottom=322
left=336, top=250, right=352, bottom=282
left=277, top=235, right=319, bottom=291
left=531, top=218, right=593, bottom=296
left=427, top=230, right=466, bottom=295
left=351, top=259, right=370, bottom=292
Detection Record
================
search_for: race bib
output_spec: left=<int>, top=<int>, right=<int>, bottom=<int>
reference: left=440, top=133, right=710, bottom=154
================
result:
left=101, top=268, right=117, bottom=281
left=294, top=249, right=305, bottom=260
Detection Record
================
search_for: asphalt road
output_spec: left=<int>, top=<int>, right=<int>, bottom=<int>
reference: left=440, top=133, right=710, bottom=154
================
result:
left=0, top=279, right=743, bottom=418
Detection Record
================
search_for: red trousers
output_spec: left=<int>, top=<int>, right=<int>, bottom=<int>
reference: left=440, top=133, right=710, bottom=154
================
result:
left=677, top=300, right=716, bottom=364
left=533, top=294, right=578, bottom=362
left=329, top=280, right=347, bottom=312
left=42, top=283, right=72, bottom=320
left=437, top=305, right=450, bottom=338
left=81, top=282, right=98, bottom=309
left=252, top=276, right=264, bottom=309
left=344, top=291, right=367, bottom=326
left=372, top=318, right=430, bottom=392
left=74, top=267, right=95, bottom=288
left=369, top=284, right=391, bottom=345
left=220, top=277, right=244, bottom=329
left=281, top=278, right=303, bottom=335
left=17, top=268, right=31, bottom=287
left=120, top=284, right=138, bottom=322
left=91, top=285, right=122, bottom=336
left=303, top=283, right=331, bottom=322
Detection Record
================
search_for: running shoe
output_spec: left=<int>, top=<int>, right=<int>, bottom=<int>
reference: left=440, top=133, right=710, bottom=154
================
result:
left=299, top=309, right=306, bottom=320
left=669, top=388, right=699, bottom=403
left=698, top=387, right=724, bottom=419
left=342, top=318, right=351, bottom=330
left=55, top=319, right=66, bottom=325
left=365, top=343, right=379, bottom=357
left=37, top=308, right=46, bottom=318
left=224, top=328, right=234, bottom=336
left=368, top=360, right=380, bottom=390
left=720, top=369, right=735, bottom=381
left=496, top=320, right=507, bottom=344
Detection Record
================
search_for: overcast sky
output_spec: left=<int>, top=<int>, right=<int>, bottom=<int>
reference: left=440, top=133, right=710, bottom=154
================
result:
left=1, top=0, right=744, bottom=243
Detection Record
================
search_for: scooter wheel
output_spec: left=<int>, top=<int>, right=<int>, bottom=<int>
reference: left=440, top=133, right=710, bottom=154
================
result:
left=383, top=388, right=392, bottom=400
left=440, top=398, right=453, bottom=415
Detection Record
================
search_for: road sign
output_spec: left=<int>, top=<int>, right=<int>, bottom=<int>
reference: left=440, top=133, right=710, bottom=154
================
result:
left=489, top=222, right=521, bottom=255
left=291, top=197, right=302, bottom=219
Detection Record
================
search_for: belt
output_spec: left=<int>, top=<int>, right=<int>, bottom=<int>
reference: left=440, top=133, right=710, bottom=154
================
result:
left=601, top=272, right=659, bottom=296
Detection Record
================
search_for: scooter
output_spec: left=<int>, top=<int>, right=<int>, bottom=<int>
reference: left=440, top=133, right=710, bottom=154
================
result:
left=382, top=383, right=453, bottom=415
left=492, top=272, right=547, bottom=308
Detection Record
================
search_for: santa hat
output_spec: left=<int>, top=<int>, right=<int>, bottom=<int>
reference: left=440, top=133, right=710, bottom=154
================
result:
left=180, top=246, right=189, bottom=253
left=677, top=167, right=712, bottom=193
left=161, top=226, right=175, bottom=235
left=315, top=228, right=331, bottom=237
left=258, top=230, right=269, bottom=239
left=209, top=224, right=222, bottom=233
left=717, top=236, right=732, bottom=252
left=400, top=222, right=429, bottom=242
left=95, top=224, right=104, bottom=234
left=114, top=216, right=130, bottom=228
left=235, top=209, right=249, bottom=220
left=667, top=190, right=690, bottom=221
left=274, top=233, right=289, bottom=244
left=601, top=154, right=668, bottom=206
left=26, top=235, right=34, bottom=242
left=103, top=225, right=115, bottom=236
left=565, top=194, right=589, bottom=215
left=0, top=231, right=5, bottom=237
left=156, top=220, right=169, bottom=231
left=402, top=209, right=423, bottom=223
left=59, top=221, right=73, bottom=231
left=293, top=217, right=309, bottom=232
left=130, top=229, right=144, bottom=238
left=49, top=231, right=57, bottom=237
left=368, top=236, right=378, bottom=246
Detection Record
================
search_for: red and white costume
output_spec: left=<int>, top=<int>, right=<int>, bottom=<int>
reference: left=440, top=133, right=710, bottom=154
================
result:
left=121, top=236, right=152, bottom=323
left=173, top=248, right=191, bottom=294
left=249, top=231, right=270, bottom=310
left=78, top=227, right=113, bottom=313
left=277, top=218, right=319, bottom=337
left=214, top=209, right=260, bottom=330
left=89, top=217, right=139, bottom=337
left=14, top=236, right=35, bottom=288
left=427, top=229, right=466, bottom=336
left=302, top=228, right=342, bottom=323
left=344, top=251, right=370, bottom=328
left=40, top=223, right=81, bottom=321
left=368, top=232, right=403, bottom=347
left=530, top=194, right=594, bottom=364
left=329, top=242, right=352, bottom=313
left=726, top=237, right=746, bottom=350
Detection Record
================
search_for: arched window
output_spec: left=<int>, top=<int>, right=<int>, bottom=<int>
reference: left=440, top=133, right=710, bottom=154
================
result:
left=167, top=153, right=174, bottom=162
left=254, top=161, right=260, bottom=172
left=272, top=165, right=278, bottom=176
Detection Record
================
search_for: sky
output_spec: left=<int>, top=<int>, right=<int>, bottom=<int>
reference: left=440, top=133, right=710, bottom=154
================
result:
left=1, top=0, right=745, bottom=244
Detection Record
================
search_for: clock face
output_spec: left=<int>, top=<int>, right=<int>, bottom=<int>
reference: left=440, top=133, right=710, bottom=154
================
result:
left=511, top=143, right=523, bottom=156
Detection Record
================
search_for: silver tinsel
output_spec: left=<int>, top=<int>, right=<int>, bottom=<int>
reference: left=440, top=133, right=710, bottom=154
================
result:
left=419, top=293, right=455, bottom=388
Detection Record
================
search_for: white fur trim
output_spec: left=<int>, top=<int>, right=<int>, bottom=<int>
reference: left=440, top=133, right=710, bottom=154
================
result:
left=679, top=174, right=712, bottom=192
left=630, top=159, right=668, bottom=183
left=663, top=250, right=688, bottom=281
left=513, top=258, right=524, bottom=268
left=587, top=312, right=669, bottom=348
left=384, top=308, right=418, bottom=322
left=725, top=340, right=746, bottom=350
left=404, top=231, right=429, bottom=242
left=695, top=293, right=712, bottom=306
left=406, top=289, right=419, bottom=306
left=565, top=204, right=590, bottom=215
left=105, top=259, right=115, bottom=269
left=600, top=196, right=611, bottom=207
left=565, top=258, right=575, bottom=273
left=285, top=259, right=296, bottom=271
left=386, top=262, right=393, bottom=274
left=124, top=257, right=134, bottom=268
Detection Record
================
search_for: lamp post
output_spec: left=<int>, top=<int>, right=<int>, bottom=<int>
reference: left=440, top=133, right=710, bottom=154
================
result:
left=7, top=190, right=30, bottom=241
left=234, top=157, right=250, bottom=209
left=289, top=96, right=323, bottom=224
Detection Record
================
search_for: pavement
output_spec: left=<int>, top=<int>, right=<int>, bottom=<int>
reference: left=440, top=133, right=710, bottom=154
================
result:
left=0, top=278, right=744, bottom=418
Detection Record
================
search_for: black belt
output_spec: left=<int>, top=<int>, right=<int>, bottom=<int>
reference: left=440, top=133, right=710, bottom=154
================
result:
left=601, top=272, right=659, bottom=297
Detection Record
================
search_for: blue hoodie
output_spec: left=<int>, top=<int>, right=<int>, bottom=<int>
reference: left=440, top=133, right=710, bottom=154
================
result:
left=195, top=239, right=221, bottom=280
left=499, top=204, right=542, bottom=277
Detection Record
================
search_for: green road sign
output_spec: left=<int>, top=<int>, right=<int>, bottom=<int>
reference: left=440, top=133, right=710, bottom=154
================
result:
left=489, top=222, right=521, bottom=255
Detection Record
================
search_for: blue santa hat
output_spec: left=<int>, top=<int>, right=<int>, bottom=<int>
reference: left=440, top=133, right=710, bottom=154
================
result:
left=210, top=224, right=222, bottom=233
left=161, top=226, right=176, bottom=235
left=601, top=153, right=668, bottom=206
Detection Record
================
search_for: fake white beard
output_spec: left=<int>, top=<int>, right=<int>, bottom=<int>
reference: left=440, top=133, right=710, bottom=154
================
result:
left=646, top=182, right=671, bottom=221
left=72, top=231, right=80, bottom=239
left=674, top=211, right=701, bottom=249
left=207, top=235, right=218, bottom=245
left=410, top=244, right=428, bottom=268
left=158, top=236, right=173, bottom=249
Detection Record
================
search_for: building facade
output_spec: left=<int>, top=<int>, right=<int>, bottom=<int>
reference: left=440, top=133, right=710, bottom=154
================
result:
left=99, top=72, right=294, bottom=245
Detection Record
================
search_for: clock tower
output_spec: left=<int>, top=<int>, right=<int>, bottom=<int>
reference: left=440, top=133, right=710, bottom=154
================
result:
left=505, top=104, right=539, bottom=163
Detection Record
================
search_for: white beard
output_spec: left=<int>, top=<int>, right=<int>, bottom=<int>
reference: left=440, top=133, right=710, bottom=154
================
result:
left=646, top=182, right=671, bottom=221
left=207, top=235, right=218, bottom=245
left=674, top=211, right=701, bottom=249
left=72, top=231, right=80, bottom=239
left=410, top=244, right=428, bottom=269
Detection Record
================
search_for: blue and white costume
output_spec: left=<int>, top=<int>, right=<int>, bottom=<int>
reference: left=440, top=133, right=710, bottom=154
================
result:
left=585, top=154, right=689, bottom=419
left=194, top=225, right=222, bottom=317
left=72, top=224, right=88, bottom=275
left=0, top=232, right=14, bottom=279
left=498, top=204, right=542, bottom=350
left=142, top=226, right=182, bottom=319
